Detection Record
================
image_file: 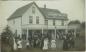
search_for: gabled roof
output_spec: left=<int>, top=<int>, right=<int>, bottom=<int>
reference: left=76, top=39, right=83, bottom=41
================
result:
left=7, top=2, right=34, bottom=20
left=40, top=8, right=68, bottom=20
left=7, top=2, right=68, bottom=20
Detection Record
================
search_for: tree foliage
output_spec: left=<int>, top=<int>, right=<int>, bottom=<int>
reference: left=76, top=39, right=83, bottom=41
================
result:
left=81, top=22, right=85, bottom=29
left=68, top=20, right=81, bottom=25
left=1, top=26, right=13, bottom=46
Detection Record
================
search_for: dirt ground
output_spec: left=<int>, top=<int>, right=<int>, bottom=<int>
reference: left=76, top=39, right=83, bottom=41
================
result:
left=13, top=48, right=85, bottom=52
left=1, top=41, right=85, bottom=52
left=14, top=48, right=84, bottom=52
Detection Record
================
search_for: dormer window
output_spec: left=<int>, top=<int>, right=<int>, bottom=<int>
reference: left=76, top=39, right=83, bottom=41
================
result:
left=32, top=7, right=35, bottom=13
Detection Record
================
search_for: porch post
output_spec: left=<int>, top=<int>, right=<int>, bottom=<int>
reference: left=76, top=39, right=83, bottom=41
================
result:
left=42, top=28, right=44, bottom=34
left=20, top=29, right=22, bottom=39
left=26, top=28, right=28, bottom=40
left=55, top=26, right=56, bottom=40
left=42, top=27, right=44, bottom=37
left=74, top=29, right=76, bottom=37
left=65, top=26, right=68, bottom=33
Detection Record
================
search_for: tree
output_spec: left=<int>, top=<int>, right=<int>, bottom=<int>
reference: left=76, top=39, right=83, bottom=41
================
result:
left=81, top=22, right=85, bottom=29
left=68, top=20, right=81, bottom=25
left=1, top=26, right=14, bottom=52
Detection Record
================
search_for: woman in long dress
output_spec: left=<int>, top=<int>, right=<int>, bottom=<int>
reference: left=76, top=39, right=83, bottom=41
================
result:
left=13, top=38, right=17, bottom=50
left=43, top=38, right=48, bottom=50
left=51, top=40, right=56, bottom=48
left=17, top=39, right=22, bottom=52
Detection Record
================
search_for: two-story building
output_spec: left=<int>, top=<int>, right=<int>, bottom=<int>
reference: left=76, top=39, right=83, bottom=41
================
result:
left=7, top=2, right=68, bottom=40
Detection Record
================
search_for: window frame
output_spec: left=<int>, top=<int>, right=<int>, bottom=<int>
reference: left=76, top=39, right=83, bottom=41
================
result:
left=29, top=16, right=33, bottom=24
left=53, top=20, right=55, bottom=26
left=61, top=20, right=64, bottom=26
left=32, top=7, right=35, bottom=14
left=45, top=19, right=48, bottom=25
left=36, top=16, right=39, bottom=24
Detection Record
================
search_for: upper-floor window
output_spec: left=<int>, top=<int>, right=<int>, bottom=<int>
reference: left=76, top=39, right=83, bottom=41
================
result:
left=53, top=20, right=55, bottom=25
left=45, top=20, right=48, bottom=25
left=29, top=16, right=33, bottom=24
left=36, top=16, right=39, bottom=24
left=61, top=20, right=64, bottom=26
left=32, top=7, right=35, bottom=13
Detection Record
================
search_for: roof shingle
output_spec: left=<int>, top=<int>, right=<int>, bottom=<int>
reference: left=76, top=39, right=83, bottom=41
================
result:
left=7, top=2, right=68, bottom=20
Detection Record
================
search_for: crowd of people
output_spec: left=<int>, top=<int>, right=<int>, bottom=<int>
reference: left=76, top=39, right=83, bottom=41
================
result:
left=62, top=32, right=75, bottom=50
left=13, top=31, right=76, bottom=51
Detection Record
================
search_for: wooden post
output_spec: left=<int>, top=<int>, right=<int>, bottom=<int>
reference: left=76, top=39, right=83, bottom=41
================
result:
left=74, top=29, right=76, bottom=38
left=20, top=29, right=22, bottom=39
left=42, top=27, right=44, bottom=37
left=55, top=26, right=56, bottom=40
left=42, top=28, right=44, bottom=34
left=65, top=26, right=68, bottom=33
left=26, top=28, right=28, bottom=40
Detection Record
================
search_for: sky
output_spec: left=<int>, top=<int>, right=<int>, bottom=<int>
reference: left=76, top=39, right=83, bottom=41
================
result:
left=0, top=0, right=85, bottom=33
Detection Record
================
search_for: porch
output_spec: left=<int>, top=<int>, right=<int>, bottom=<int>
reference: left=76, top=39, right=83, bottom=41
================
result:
left=21, top=25, right=77, bottom=48
left=21, top=25, right=77, bottom=39
left=21, top=25, right=69, bottom=40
